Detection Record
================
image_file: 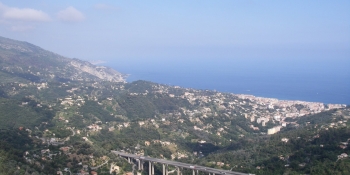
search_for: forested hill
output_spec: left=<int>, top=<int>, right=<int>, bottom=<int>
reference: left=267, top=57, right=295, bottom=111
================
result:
left=0, top=36, right=349, bottom=175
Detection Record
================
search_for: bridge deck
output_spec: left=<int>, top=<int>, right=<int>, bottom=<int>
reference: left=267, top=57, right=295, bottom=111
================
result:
left=112, top=151, right=252, bottom=175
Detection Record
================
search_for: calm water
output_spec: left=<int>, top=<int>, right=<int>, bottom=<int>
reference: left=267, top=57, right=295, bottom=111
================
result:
left=105, top=58, right=350, bottom=104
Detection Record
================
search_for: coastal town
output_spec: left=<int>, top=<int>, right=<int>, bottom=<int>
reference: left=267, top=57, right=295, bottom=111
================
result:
left=4, top=78, right=347, bottom=175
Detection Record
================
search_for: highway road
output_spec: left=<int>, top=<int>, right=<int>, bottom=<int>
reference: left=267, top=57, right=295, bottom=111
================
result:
left=112, top=151, right=252, bottom=175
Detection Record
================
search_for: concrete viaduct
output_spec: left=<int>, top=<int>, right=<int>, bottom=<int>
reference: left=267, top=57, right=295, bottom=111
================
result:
left=111, top=151, right=253, bottom=175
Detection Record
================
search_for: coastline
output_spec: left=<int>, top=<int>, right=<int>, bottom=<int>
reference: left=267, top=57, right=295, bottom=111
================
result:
left=103, top=61, right=350, bottom=105
left=122, top=73, right=349, bottom=105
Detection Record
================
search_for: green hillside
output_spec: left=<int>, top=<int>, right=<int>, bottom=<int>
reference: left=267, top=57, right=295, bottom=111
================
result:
left=0, top=36, right=349, bottom=175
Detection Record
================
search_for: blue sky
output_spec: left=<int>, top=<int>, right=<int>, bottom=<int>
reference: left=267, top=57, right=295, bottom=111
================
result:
left=0, top=0, right=349, bottom=64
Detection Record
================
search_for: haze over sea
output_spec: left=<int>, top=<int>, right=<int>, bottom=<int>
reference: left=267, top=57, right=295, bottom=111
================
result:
left=106, top=58, right=350, bottom=105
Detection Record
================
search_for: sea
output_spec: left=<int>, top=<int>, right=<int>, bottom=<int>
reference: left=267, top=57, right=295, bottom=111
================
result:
left=104, top=58, right=350, bottom=105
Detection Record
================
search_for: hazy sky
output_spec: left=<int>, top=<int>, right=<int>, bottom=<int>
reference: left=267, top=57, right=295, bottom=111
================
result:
left=0, top=0, right=349, bottom=64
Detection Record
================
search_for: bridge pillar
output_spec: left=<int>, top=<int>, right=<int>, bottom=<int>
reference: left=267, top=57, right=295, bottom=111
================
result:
left=137, top=159, right=141, bottom=171
left=162, top=164, right=165, bottom=175
left=192, top=169, right=195, bottom=175
left=149, top=162, right=152, bottom=175
left=176, top=167, right=180, bottom=175
left=165, top=164, right=168, bottom=175
left=127, top=157, right=131, bottom=163
left=152, top=162, right=154, bottom=175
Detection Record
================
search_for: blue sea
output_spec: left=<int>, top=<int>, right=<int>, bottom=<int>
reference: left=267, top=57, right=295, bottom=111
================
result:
left=105, top=58, right=350, bottom=105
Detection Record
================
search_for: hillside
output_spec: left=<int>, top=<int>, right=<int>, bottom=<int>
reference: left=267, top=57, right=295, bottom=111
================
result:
left=0, top=36, right=126, bottom=83
left=0, top=36, right=349, bottom=175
